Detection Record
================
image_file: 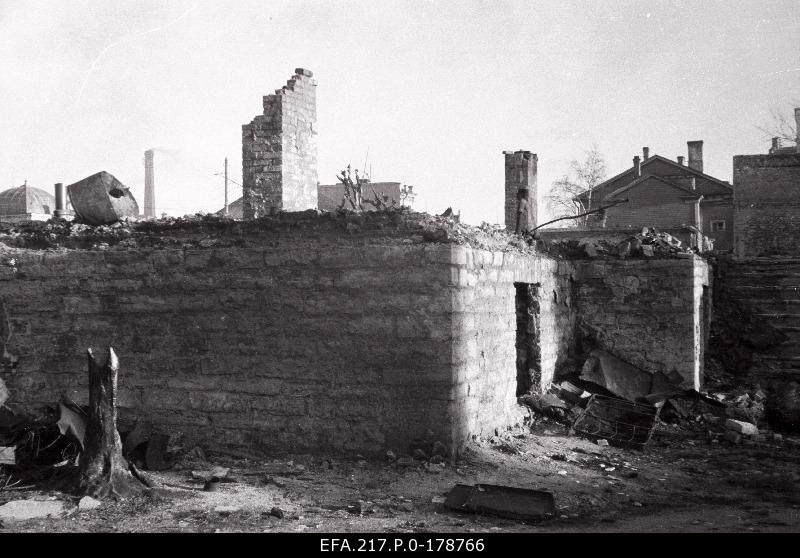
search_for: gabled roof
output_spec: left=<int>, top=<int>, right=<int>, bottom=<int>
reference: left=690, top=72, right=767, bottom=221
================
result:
left=605, top=174, right=702, bottom=201
left=577, top=154, right=732, bottom=202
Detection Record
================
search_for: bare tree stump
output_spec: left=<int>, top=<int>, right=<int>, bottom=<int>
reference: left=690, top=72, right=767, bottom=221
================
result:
left=75, top=347, right=147, bottom=499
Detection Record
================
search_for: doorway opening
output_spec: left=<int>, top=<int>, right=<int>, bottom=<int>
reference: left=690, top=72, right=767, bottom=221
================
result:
left=515, top=282, right=541, bottom=396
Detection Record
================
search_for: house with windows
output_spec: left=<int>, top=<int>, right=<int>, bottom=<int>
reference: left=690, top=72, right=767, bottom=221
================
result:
left=576, top=142, right=734, bottom=251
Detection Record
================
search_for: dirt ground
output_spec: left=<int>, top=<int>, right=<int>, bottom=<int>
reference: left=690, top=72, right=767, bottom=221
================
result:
left=2, top=417, right=799, bottom=533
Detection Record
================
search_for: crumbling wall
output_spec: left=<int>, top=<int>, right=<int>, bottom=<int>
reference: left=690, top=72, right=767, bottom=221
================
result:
left=733, top=154, right=800, bottom=257
left=573, top=257, right=711, bottom=389
left=242, top=69, right=318, bottom=219
left=446, top=246, right=577, bottom=443
left=0, top=217, right=575, bottom=456
left=0, top=230, right=467, bottom=456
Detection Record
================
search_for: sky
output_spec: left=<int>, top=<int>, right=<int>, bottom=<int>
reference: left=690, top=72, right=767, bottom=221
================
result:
left=0, top=0, right=798, bottom=224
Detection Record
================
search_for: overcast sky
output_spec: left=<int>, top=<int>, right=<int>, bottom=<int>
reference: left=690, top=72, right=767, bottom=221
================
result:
left=1, top=0, right=798, bottom=223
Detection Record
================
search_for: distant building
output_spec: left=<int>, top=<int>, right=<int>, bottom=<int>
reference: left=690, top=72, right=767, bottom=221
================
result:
left=733, top=109, right=800, bottom=257
left=576, top=142, right=734, bottom=251
left=218, top=181, right=403, bottom=219
left=0, top=183, right=57, bottom=223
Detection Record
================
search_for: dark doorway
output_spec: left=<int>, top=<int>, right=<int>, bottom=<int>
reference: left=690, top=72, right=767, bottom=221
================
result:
left=515, top=282, right=541, bottom=396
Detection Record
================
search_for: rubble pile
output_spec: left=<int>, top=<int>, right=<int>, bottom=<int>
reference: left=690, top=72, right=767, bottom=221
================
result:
left=519, top=347, right=799, bottom=450
left=0, top=209, right=539, bottom=255
left=540, top=227, right=703, bottom=260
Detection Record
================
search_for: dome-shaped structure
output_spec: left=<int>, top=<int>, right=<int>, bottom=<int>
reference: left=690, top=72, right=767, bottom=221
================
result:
left=0, top=183, right=55, bottom=218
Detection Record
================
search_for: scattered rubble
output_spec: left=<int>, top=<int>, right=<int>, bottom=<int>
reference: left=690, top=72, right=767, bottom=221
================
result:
left=540, top=227, right=706, bottom=260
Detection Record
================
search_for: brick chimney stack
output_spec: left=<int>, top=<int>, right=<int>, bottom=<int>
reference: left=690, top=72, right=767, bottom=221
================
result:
left=687, top=141, right=704, bottom=173
left=633, top=156, right=641, bottom=178
left=677, top=156, right=685, bottom=165
left=503, top=150, right=537, bottom=232
left=642, top=147, right=650, bottom=160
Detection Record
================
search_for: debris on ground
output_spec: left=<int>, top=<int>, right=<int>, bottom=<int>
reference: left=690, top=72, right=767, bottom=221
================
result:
left=444, top=484, right=555, bottom=522
left=573, top=395, right=660, bottom=449
left=78, top=496, right=102, bottom=511
left=579, top=350, right=659, bottom=402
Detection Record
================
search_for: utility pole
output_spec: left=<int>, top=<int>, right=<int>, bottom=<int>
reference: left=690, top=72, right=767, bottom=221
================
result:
left=224, top=157, right=229, bottom=216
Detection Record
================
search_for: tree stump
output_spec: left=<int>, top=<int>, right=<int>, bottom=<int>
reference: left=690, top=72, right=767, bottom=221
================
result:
left=75, top=347, right=147, bottom=499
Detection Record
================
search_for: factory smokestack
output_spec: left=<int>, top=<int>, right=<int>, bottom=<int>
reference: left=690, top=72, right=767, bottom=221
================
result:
left=144, top=149, right=155, bottom=219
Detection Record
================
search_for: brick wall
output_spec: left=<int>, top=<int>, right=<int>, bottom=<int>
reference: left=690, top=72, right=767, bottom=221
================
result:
left=0, top=227, right=465, bottom=456
left=573, top=257, right=711, bottom=388
left=242, top=69, right=318, bottom=219
left=733, top=153, right=800, bottom=257
left=446, top=247, right=577, bottom=443
left=0, top=216, right=711, bottom=455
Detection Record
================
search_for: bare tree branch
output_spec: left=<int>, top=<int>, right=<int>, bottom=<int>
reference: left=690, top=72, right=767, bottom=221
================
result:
left=545, top=148, right=607, bottom=228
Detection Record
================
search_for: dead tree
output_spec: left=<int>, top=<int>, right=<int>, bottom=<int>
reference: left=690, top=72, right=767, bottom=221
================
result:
left=75, top=347, right=148, bottom=499
left=337, top=165, right=365, bottom=211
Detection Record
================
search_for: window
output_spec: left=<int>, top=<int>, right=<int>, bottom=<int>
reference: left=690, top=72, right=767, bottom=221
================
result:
left=710, top=220, right=726, bottom=232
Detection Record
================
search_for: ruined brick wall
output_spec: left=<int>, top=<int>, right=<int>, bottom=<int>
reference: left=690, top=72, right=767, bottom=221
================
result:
left=0, top=219, right=577, bottom=456
left=573, top=258, right=711, bottom=389
left=733, top=154, right=800, bottom=257
left=242, top=69, right=318, bottom=219
left=446, top=247, right=576, bottom=443
left=0, top=228, right=465, bottom=456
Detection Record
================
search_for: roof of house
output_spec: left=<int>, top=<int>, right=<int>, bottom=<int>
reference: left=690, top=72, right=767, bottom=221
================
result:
left=577, top=154, right=732, bottom=203
left=0, top=184, right=56, bottom=216
left=605, top=174, right=703, bottom=201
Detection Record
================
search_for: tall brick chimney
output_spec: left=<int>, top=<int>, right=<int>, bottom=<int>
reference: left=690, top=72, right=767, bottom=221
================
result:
left=242, top=68, right=318, bottom=219
left=642, top=147, right=650, bottom=160
left=503, top=150, right=537, bottom=232
left=144, top=149, right=155, bottom=219
left=687, top=141, right=704, bottom=173
left=633, top=156, right=641, bottom=178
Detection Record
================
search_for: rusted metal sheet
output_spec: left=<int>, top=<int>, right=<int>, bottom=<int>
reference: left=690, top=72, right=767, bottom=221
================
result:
left=573, top=394, right=660, bottom=449
left=444, top=483, right=555, bottom=521
left=67, top=171, right=139, bottom=225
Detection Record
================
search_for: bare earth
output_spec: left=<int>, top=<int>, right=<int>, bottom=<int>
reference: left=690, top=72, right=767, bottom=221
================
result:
left=2, top=417, right=799, bottom=533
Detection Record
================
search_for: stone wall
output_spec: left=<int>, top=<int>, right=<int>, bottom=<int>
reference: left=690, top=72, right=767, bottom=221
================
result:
left=242, top=69, right=318, bottom=219
left=572, top=257, right=711, bottom=389
left=0, top=215, right=713, bottom=455
left=445, top=246, right=577, bottom=444
left=0, top=218, right=576, bottom=456
left=733, top=153, right=800, bottom=257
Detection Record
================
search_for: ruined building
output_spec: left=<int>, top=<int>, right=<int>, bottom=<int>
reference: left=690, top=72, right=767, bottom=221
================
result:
left=733, top=108, right=800, bottom=258
left=0, top=69, right=714, bottom=459
left=241, top=68, right=318, bottom=218
left=575, top=143, right=734, bottom=251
